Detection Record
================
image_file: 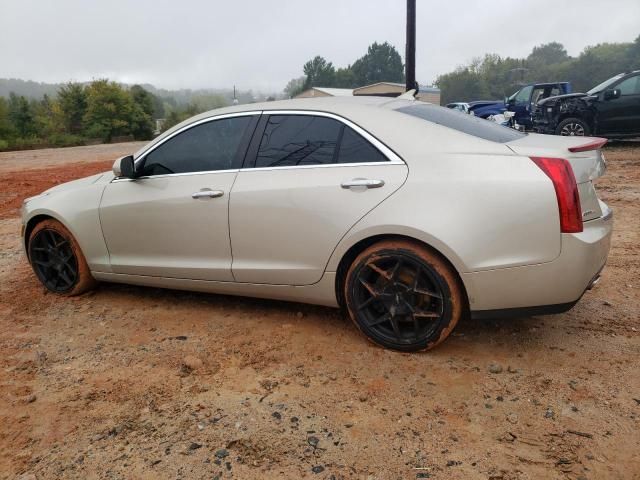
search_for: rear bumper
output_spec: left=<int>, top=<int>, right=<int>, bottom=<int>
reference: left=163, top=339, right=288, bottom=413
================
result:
left=465, top=205, right=613, bottom=316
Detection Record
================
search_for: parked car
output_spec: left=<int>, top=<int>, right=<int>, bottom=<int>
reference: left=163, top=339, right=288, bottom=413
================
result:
left=445, top=102, right=470, bottom=113
left=467, top=82, right=572, bottom=130
left=21, top=97, right=612, bottom=351
left=533, top=71, right=640, bottom=137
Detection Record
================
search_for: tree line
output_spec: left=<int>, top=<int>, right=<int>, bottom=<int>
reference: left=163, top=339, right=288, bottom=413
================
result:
left=283, top=42, right=405, bottom=98
left=0, top=80, right=237, bottom=151
left=436, top=35, right=640, bottom=105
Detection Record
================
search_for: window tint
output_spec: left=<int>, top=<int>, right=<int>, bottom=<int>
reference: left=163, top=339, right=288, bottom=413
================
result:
left=397, top=103, right=526, bottom=143
left=514, top=85, right=533, bottom=104
left=141, top=116, right=252, bottom=176
left=337, top=126, right=387, bottom=163
left=617, top=76, right=640, bottom=96
left=255, top=115, right=341, bottom=168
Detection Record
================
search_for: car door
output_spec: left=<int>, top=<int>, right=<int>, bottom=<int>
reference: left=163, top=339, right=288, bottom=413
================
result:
left=229, top=111, right=408, bottom=285
left=509, top=85, right=534, bottom=127
left=597, top=74, right=640, bottom=135
left=99, top=113, right=258, bottom=281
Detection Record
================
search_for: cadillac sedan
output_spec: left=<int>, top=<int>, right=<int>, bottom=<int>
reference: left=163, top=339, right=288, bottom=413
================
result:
left=21, top=96, right=612, bottom=351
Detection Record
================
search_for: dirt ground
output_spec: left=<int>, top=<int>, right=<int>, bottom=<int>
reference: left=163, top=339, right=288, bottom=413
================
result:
left=0, top=142, right=638, bottom=480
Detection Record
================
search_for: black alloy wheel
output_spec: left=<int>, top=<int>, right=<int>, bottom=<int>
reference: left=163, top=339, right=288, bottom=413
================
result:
left=29, top=228, right=79, bottom=293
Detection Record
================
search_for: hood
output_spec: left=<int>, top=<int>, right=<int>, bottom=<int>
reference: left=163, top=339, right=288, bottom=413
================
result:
left=43, top=172, right=107, bottom=195
left=537, top=92, right=590, bottom=106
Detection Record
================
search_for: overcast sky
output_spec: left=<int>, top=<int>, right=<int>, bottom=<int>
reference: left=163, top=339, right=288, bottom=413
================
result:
left=1, top=0, right=638, bottom=92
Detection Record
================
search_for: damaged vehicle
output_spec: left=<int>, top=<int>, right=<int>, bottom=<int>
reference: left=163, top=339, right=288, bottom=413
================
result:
left=533, top=71, right=640, bottom=137
left=21, top=97, right=612, bottom=352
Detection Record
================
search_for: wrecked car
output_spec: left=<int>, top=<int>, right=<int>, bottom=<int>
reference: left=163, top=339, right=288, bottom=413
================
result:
left=533, top=71, right=640, bottom=137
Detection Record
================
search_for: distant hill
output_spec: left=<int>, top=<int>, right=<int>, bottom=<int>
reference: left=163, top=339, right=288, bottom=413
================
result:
left=0, top=78, right=65, bottom=98
left=0, top=78, right=278, bottom=105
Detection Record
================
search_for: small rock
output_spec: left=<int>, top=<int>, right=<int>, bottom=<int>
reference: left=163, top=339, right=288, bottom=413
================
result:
left=182, top=355, right=203, bottom=371
left=485, top=403, right=493, bottom=409
left=307, top=436, right=320, bottom=448
left=358, top=394, right=369, bottom=402
left=446, top=460, right=462, bottom=467
left=215, top=448, right=228, bottom=459
left=188, top=442, right=202, bottom=451
left=27, top=394, right=37, bottom=403
left=290, top=416, right=299, bottom=423
left=488, top=363, right=503, bottom=374
left=272, top=411, right=282, bottom=421
left=544, top=408, right=555, bottom=419
left=603, top=300, right=612, bottom=306
left=311, top=465, right=325, bottom=474
left=506, top=413, right=518, bottom=424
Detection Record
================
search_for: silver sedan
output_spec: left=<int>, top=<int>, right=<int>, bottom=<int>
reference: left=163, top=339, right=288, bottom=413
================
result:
left=21, top=96, right=613, bottom=351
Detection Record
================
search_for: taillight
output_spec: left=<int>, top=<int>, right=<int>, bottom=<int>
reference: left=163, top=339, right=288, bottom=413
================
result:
left=530, top=157, right=583, bottom=233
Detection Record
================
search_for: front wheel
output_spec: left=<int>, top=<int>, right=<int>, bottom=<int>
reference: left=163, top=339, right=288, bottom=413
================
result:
left=344, top=240, right=464, bottom=352
left=556, top=117, right=591, bottom=136
left=28, top=219, right=97, bottom=295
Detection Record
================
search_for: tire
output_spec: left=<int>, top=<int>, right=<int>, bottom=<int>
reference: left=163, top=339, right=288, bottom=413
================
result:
left=28, top=219, right=97, bottom=296
left=555, top=117, right=591, bottom=137
left=344, top=240, right=464, bottom=352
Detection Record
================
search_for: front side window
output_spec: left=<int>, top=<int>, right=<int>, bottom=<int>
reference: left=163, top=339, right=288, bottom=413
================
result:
left=141, top=116, right=253, bottom=176
left=254, top=114, right=388, bottom=168
left=514, top=85, right=533, bottom=104
left=616, top=76, right=640, bottom=96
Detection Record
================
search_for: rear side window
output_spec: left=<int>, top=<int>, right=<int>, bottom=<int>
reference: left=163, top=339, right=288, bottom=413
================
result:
left=141, top=116, right=253, bottom=176
left=253, top=114, right=388, bottom=168
left=337, top=126, right=387, bottom=163
left=256, top=115, right=341, bottom=167
left=397, top=103, right=526, bottom=143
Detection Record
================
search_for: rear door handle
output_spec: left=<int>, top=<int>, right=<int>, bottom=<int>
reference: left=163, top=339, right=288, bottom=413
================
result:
left=192, top=189, right=224, bottom=199
left=341, top=179, right=385, bottom=189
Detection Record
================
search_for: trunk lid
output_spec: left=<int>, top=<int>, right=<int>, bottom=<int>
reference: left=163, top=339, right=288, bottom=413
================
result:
left=506, top=133, right=607, bottom=222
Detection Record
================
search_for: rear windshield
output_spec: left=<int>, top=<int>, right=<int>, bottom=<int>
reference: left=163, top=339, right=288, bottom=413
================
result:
left=397, top=103, right=526, bottom=143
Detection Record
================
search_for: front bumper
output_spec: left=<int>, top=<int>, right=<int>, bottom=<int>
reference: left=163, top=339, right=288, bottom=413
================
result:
left=465, top=204, right=613, bottom=314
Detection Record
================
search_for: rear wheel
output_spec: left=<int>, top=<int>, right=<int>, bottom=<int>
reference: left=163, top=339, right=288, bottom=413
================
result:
left=28, top=219, right=97, bottom=295
left=344, top=240, right=464, bottom=352
left=556, top=117, right=590, bottom=136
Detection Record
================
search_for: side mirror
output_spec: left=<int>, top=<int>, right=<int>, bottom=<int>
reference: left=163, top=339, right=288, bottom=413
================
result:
left=112, top=155, right=137, bottom=179
left=604, top=89, right=621, bottom=101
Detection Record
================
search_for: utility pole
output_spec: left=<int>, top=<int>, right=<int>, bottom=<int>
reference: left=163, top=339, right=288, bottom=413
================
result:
left=405, top=0, right=416, bottom=92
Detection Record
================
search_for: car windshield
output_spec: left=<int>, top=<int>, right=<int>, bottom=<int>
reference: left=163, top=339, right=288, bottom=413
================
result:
left=397, top=103, right=526, bottom=143
left=587, top=74, right=625, bottom=95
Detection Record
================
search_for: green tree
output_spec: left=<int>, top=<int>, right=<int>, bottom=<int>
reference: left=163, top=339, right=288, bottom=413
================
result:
left=0, top=97, right=15, bottom=146
left=303, top=56, right=336, bottom=88
left=8, top=93, right=35, bottom=137
left=351, top=42, right=404, bottom=86
left=57, top=82, right=87, bottom=134
left=527, top=42, right=570, bottom=66
left=334, top=67, right=356, bottom=88
left=83, top=79, right=133, bottom=142
left=283, top=76, right=306, bottom=98
left=129, top=85, right=155, bottom=140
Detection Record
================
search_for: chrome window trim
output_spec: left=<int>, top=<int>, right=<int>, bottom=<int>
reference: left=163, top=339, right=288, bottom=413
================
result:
left=112, top=109, right=405, bottom=182
left=133, top=110, right=263, bottom=167
left=251, top=109, right=405, bottom=167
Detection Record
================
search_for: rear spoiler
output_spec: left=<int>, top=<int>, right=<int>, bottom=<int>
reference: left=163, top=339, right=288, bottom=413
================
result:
left=568, top=138, right=607, bottom=153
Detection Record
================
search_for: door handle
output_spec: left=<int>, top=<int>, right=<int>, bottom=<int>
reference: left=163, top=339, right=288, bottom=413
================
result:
left=192, top=189, right=224, bottom=199
left=341, top=179, right=385, bottom=189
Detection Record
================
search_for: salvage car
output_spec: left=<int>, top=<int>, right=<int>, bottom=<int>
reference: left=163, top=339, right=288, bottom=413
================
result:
left=21, top=97, right=613, bottom=351
left=533, top=71, right=640, bottom=137
left=465, top=82, right=571, bottom=130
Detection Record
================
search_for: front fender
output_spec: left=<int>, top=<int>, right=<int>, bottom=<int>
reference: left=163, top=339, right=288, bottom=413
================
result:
left=22, top=183, right=112, bottom=273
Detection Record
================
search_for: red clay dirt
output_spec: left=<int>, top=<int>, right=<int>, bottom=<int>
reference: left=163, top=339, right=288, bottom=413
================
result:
left=0, top=142, right=638, bottom=479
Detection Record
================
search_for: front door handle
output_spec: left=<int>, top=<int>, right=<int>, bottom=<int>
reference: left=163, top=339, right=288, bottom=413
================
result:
left=341, top=178, right=385, bottom=189
left=192, top=189, right=224, bottom=199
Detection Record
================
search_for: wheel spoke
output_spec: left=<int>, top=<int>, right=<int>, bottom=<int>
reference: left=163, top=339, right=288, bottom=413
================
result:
left=366, top=261, right=392, bottom=280
left=33, top=259, right=52, bottom=267
left=389, top=316, right=402, bottom=340
left=359, top=277, right=379, bottom=298
left=59, top=269, right=73, bottom=287
left=413, top=309, right=440, bottom=319
left=357, top=295, right=376, bottom=311
left=368, top=312, right=391, bottom=327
